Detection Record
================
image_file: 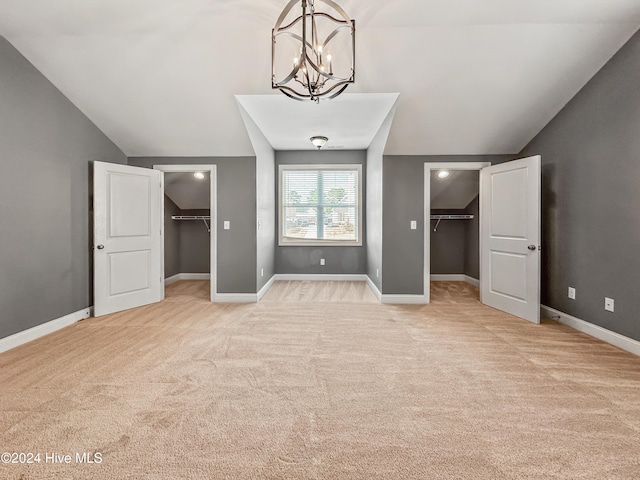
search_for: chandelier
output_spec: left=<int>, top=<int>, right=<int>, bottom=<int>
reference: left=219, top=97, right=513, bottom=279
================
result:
left=272, top=0, right=355, bottom=102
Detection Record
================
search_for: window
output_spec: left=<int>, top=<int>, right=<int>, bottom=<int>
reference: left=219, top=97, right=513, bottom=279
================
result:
left=279, top=164, right=362, bottom=246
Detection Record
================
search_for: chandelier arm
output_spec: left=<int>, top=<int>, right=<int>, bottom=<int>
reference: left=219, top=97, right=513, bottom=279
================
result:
left=274, top=0, right=303, bottom=30
left=275, top=80, right=348, bottom=101
left=314, top=80, right=351, bottom=98
left=278, top=12, right=349, bottom=35
left=325, top=83, right=350, bottom=99
left=272, top=33, right=311, bottom=86
left=276, top=14, right=305, bottom=32
left=303, top=53, right=351, bottom=82
left=278, top=85, right=312, bottom=100
left=273, top=31, right=314, bottom=52
left=299, top=1, right=316, bottom=99
left=310, top=9, right=319, bottom=84
left=322, top=24, right=352, bottom=47
left=307, top=12, right=350, bottom=25
left=320, top=0, right=354, bottom=25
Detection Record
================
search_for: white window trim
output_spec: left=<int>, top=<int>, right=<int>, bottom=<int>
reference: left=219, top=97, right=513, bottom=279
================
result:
left=278, top=164, right=363, bottom=247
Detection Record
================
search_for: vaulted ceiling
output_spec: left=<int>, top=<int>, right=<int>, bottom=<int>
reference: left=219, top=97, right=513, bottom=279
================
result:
left=2, top=0, right=639, bottom=156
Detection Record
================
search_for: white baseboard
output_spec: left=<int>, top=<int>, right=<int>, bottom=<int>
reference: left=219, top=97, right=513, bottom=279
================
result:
left=164, top=273, right=182, bottom=286
left=166, top=273, right=256, bottom=303
left=382, top=294, right=428, bottom=305
left=215, top=293, right=258, bottom=303
left=541, top=305, right=640, bottom=356
left=257, top=275, right=276, bottom=301
left=431, top=274, right=479, bottom=287
left=366, top=276, right=383, bottom=301
left=0, top=308, right=91, bottom=354
left=165, top=273, right=210, bottom=286
left=274, top=274, right=368, bottom=282
left=464, top=275, right=480, bottom=288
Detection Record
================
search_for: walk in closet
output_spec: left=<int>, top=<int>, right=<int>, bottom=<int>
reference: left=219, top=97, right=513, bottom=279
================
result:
left=429, top=170, right=480, bottom=282
left=164, top=172, right=211, bottom=279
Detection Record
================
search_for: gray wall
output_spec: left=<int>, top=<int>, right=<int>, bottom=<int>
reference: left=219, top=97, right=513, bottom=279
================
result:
left=275, top=150, right=367, bottom=275
left=463, top=195, right=480, bottom=280
left=429, top=200, right=480, bottom=277
left=164, top=195, right=181, bottom=278
left=366, top=106, right=396, bottom=292
left=178, top=209, right=211, bottom=274
left=430, top=210, right=466, bottom=275
left=382, top=155, right=509, bottom=295
left=519, top=29, right=640, bottom=342
left=0, top=37, right=127, bottom=339
left=128, top=157, right=257, bottom=294
left=241, top=108, right=276, bottom=291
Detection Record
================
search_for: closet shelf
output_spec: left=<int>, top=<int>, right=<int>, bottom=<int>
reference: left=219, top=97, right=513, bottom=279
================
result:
left=171, top=215, right=211, bottom=232
left=430, top=214, right=474, bottom=232
left=430, top=214, right=474, bottom=220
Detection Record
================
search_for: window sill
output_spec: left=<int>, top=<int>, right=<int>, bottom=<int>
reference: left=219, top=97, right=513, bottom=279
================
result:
left=279, top=239, right=362, bottom=247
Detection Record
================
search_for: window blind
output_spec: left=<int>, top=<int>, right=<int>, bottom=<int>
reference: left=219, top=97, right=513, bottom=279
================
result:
left=280, top=166, right=360, bottom=244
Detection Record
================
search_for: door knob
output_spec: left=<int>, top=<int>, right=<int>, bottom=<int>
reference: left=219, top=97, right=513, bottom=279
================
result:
left=96, top=245, right=105, bottom=250
left=527, top=245, right=536, bottom=251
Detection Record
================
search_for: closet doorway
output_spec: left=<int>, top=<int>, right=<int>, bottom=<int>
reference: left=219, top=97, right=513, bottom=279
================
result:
left=424, top=158, right=541, bottom=323
left=424, top=162, right=488, bottom=304
left=154, top=165, right=217, bottom=302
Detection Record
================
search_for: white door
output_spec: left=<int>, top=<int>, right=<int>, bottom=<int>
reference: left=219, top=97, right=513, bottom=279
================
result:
left=480, top=156, right=541, bottom=323
left=94, top=161, right=163, bottom=317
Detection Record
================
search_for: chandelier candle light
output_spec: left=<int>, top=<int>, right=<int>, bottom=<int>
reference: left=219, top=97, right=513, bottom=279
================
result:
left=272, top=0, right=355, bottom=102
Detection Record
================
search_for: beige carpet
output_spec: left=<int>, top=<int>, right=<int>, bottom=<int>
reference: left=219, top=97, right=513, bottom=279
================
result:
left=1, top=280, right=639, bottom=479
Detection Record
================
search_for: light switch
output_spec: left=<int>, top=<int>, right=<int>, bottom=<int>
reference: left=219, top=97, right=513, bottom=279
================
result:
left=223, top=221, right=230, bottom=230
left=410, top=220, right=417, bottom=230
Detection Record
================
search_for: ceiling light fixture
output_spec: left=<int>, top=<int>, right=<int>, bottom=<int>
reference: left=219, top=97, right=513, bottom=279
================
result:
left=310, top=135, right=328, bottom=149
left=437, top=170, right=450, bottom=179
left=194, top=172, right=205, bottom=180
left=272, top=0, right=355, bottom=102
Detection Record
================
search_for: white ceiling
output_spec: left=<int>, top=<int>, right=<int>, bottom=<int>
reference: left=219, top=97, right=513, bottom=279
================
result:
left=2, top=0, right=640, bottom=156
left=430, top=170, right=479, bottom=210
left=165, top=171, right=210, bottom=209
left=236, top=94, right=398, bottom=151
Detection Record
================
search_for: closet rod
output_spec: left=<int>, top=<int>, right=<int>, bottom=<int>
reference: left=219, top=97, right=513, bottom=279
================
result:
left=430, top=214, right=474, bottom=220
left=430, top=214, right=474, bottom=232
left=171, top=215, right=211, bottom=232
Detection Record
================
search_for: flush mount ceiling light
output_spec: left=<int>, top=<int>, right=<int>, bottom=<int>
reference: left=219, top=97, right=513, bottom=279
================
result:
left=310, top=135, right=328, bottom=149
left=437, top=170, right=450, bottom=179
left=194, top=172, right=205, bottom=180
left=272, top=0, right=355, bottom=102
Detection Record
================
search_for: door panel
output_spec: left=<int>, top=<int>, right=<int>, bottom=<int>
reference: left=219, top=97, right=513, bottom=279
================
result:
left=108, top=250, right=152, bottom=296
left=489, top=251, right=527, bottom=301
left=94, top=162, right=163, bottom=317
left=480, top=156, right=541, bottom=323
left=109, top=173, right=151, bottom=237
left=490, top=168, right=528, bottom=238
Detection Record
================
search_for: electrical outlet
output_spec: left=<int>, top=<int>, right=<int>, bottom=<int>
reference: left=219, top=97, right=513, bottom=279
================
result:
left=320, top=258, right=325, bottom=266
left=261, top=268, right=264, bottom=277
left=568, top=287, right=576, bottom=300
left=605, top=297, right=614, bottom=312
left=410, top=220, right=417, bottom=230
left=376, top=268, right=379, bottom=278
left=223, top=221, right=230, bottom=230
